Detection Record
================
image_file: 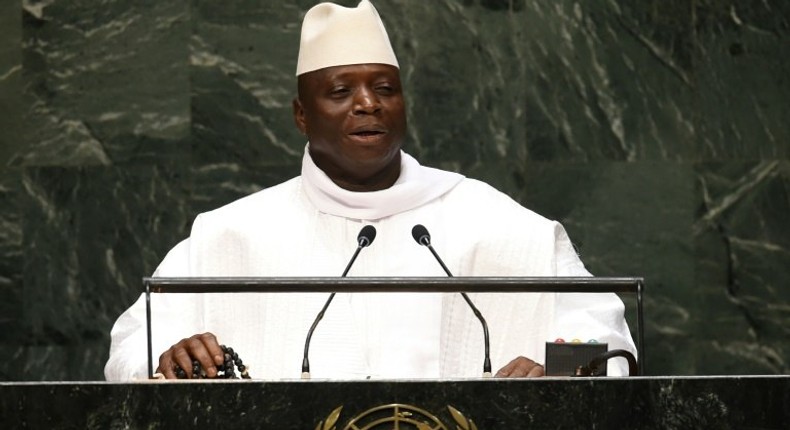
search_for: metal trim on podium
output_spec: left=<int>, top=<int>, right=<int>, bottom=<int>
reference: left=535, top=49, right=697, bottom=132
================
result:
left=143, top=276, right=645, bottom=378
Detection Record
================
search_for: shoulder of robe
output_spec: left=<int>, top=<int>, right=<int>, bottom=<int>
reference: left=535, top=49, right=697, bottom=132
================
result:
left=197, top=177, right=303, bottom=222
left=443, top=178, right=557, bottom=227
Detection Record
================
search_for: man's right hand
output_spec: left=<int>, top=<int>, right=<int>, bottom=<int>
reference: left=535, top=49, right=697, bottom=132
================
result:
left=157, top=332, right=225, bottom=379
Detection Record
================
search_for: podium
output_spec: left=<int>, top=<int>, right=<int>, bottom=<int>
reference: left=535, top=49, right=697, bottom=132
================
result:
left=4, top=278, right=788, bottom=428
left=143, top=276, right=647, bottom=378
left=2, top=377, right=789, bottom=428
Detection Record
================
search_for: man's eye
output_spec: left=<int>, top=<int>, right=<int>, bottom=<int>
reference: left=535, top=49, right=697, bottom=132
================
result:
left=330, top=87, right=350, bottom=96
left=375, top=85, right=394, bottom=94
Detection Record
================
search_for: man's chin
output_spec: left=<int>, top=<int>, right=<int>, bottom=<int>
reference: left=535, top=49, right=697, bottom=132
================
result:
left=347, top=133, right=389, bottom=146
left=356, top=149, right=401, bottom=168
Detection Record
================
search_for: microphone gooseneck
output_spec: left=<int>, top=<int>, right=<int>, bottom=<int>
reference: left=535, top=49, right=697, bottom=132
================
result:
left=302, top=225, right=377, bottom=379
left=411, top=224, right=493, bottom=377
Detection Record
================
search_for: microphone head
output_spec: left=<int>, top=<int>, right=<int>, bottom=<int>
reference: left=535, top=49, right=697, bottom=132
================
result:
left=358, top=225, right=376, bottom=248
left=411, top=224, right=430, bottom=246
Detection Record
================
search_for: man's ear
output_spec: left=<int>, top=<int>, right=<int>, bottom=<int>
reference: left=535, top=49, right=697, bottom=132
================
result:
left=292, top=97, right=307, bottom=135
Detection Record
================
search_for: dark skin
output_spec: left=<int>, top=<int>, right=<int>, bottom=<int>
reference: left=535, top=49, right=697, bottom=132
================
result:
left=294, top=63, right=406, bottom=191
left=156, top=63, right=544, bottom=379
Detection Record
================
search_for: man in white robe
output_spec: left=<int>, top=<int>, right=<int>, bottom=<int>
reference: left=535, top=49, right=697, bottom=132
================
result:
left=104, top=0, right=636, bottom=381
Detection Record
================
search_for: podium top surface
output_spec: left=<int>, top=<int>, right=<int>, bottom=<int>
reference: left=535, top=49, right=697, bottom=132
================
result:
left=143, top=276, right=645, bottom=294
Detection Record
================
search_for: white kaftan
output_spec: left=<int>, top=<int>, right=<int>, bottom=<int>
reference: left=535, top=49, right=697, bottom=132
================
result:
left=104, top=147, right=636, bottom=380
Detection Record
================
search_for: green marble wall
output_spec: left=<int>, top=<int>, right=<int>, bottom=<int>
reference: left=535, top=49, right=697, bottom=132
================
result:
left=0, top=0, right=787, bottom=380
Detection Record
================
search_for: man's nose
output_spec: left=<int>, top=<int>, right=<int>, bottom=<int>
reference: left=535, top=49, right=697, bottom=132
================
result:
left=353, top=87, right=381, bottom=114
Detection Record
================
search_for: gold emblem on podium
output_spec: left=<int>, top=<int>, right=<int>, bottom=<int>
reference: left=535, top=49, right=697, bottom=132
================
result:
left=315, top=404, right=478, bottom=430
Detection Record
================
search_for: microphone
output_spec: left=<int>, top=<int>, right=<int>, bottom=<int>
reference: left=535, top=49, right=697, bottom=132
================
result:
left=301, top=225, right=376, bottom=379
left=411, top=224, right=493, bottom=377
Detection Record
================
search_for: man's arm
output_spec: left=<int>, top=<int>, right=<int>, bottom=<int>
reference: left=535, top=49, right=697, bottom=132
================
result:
left=491, top=222, right=636, bottom=378
left=552, top=223, right=638, bottom=376
left=104, top=239, right=206, bottom=381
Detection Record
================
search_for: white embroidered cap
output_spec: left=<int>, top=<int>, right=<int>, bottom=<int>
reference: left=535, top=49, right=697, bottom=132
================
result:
left=296, top=0, right=399, bottom=76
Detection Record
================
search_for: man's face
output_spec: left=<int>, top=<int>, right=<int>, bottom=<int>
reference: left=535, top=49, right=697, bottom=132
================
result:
left=293, top=63, right=407, bottom=191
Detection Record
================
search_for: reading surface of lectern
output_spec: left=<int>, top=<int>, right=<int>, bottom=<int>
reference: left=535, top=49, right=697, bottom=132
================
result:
left=143, top=276, right=645, bottom=378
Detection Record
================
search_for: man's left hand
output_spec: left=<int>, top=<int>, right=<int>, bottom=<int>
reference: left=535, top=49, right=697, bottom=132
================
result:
left=495, top=356, right=544, bottom=378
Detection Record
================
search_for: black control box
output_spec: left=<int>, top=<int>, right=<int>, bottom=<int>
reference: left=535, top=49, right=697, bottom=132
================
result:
left=544, top=342, right=608, bottom=376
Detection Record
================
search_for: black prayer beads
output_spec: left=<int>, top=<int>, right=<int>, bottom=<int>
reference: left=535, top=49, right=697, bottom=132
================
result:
left=174, top=345, right=251, bottom=379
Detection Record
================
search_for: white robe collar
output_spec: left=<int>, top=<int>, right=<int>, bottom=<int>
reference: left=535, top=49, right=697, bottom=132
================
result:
left=300, top=144, right=464, bottom=220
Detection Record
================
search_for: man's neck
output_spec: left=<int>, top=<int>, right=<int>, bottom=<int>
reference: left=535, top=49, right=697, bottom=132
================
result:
left=329, top=158, right=401, bottom=192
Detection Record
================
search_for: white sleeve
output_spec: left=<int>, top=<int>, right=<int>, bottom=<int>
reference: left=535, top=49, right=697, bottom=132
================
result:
left=104, top=239, right=203, bottom=381
left=552, top=224, right=638, bottom=376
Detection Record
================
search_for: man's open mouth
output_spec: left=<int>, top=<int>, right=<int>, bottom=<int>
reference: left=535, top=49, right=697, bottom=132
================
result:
left=351, top=130, right=385, bottom=137
left=349, top=126, right=387, bottom=142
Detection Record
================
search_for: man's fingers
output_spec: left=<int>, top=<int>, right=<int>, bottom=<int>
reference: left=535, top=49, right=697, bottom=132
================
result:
left=495, top=356, right=522, bottom=377
left=495, top=357, right=518, bottom=377
left=508, top=366, right=527, bottom=378
left=190, top=333, right=224, bottom=377
left=156, top=363, right=174, bottom=379
left=156, top=332, right=224, bottom=379
left=183, top=335, right=219, bottom=377
left=157, top=351, right=178, bottom=379
left=173, top=346, right=197, bottom=377
left=495, top=356, right=544, bottom=378
left=156, top=366, right=177, bottom=379
left=527, top=363, right=545, bottom=377
left=198, top=333, right=225, bottom=366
